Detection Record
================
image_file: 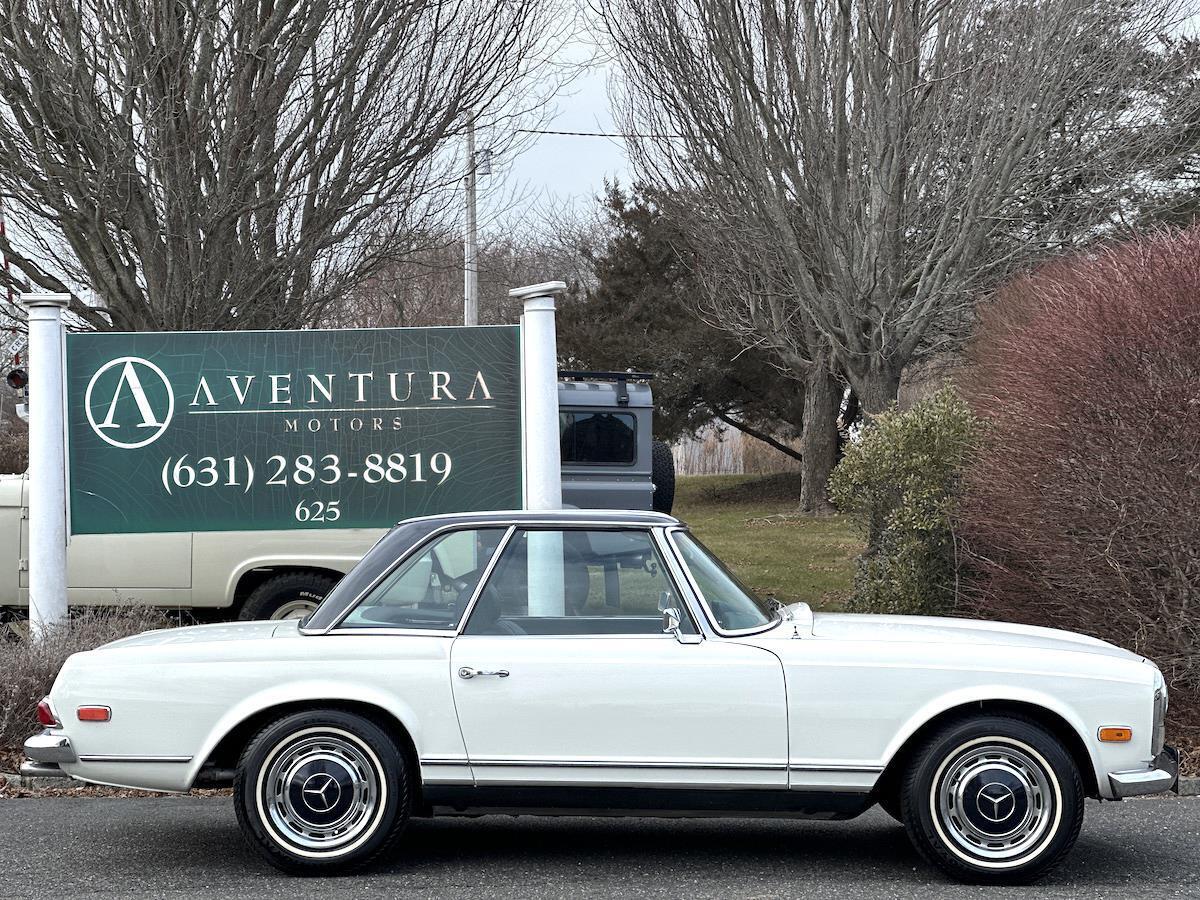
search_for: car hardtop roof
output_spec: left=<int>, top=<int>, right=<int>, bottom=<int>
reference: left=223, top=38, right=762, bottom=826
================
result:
left=393, top=508, right=681, bottom=529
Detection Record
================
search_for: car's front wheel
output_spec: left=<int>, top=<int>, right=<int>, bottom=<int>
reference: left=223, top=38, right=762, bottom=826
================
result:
left=234, top=709, right=409, bottom=874
left=901, top=715, right=1084, bottom=884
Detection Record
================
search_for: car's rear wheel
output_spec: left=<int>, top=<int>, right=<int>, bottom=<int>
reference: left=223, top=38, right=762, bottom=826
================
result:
left=901, top=715, right=1084, bottom=885
left=234, top=709, right=409, bottom=874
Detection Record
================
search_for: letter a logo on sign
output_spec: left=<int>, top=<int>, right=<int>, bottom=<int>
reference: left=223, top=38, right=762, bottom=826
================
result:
left=84, top=357, right=175, bottom=449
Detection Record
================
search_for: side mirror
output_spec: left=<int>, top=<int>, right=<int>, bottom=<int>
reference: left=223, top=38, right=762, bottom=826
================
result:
left=662, top=607, right=702, bottom=644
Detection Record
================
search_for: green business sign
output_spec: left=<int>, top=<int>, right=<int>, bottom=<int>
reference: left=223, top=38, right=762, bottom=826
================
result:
left=65, top=326, right=523, bottom=534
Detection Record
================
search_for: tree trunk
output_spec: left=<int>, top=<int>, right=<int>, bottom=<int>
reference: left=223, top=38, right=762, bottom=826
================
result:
left=799, top=363, right=840, bottom=514
left=853, top=367, right=902, bottom=417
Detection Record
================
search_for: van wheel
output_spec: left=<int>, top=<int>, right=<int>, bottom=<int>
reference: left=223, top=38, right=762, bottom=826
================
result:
left=239, top=572, right=337, bottom=621
left=651, top=440, right=676, bottom=514
left=901, top=715, right=1084, bottom=884
left=234, top=709, right=409, bottom=874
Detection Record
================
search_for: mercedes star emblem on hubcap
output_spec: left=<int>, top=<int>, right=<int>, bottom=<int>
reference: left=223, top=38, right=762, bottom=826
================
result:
left=977, top=781, right=1017, bottom=823
left=300, top=772, right=341, bottom=813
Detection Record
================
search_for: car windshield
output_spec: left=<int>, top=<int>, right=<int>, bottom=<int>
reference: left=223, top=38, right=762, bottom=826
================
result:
left=672, top=531, right=777, bottom=631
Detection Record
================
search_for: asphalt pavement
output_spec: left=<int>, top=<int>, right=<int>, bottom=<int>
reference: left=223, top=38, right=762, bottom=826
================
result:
left=0, top=795, right=1197, bottom=899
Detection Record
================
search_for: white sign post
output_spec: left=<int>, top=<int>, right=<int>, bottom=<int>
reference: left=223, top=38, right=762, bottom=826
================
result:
left=20, top=292, right=69, bottom=638
left=512, top=281, right=565, bottom=616
left=513, top=281, right=564, bottom=510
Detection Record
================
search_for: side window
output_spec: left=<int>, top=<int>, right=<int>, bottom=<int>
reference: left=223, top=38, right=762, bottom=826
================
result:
left=341, top=528, right=506, bottom=630
left=560, top=412, right=637, bottom=465
left=463, top=529, right=696, bottom=636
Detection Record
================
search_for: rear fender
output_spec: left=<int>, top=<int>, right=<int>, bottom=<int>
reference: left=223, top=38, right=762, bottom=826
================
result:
left=186, top=679, right=424, bottom=788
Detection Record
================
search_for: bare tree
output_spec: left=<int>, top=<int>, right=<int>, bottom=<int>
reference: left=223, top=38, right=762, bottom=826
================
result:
left=600, top=0, right=1195, bottom=414
left=331, top=219, right=595, bottom=328
left=0, top=0, right=562, bottom=330
left=681, top=228, right=843, bottom=510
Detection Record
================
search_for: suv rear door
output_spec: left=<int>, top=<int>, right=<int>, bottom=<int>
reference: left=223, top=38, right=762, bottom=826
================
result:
left=559, top=378, right=655, bottom=510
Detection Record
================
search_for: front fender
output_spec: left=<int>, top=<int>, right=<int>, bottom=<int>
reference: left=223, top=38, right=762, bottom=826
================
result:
left=880, top=683, right=1099, bottom=790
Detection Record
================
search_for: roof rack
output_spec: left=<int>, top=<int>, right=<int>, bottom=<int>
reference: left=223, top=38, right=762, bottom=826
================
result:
left=558, top=370, right=655, bottom=407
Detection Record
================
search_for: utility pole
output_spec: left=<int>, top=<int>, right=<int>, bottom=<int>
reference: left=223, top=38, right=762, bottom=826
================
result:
left=464, top=117, right=478, bottom=326
left=0, top=197, right=12, bottom=307
left=464, top=120, right=493, bottom=327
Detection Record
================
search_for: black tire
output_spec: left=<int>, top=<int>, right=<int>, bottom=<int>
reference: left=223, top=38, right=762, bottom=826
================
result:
left=651, top=440, right=676, bottom=514
left=239, top=572, right=337, bottom=621
left=900, top=715, right=1084, bottom=885
left=234, top=709, right=410, bottom=875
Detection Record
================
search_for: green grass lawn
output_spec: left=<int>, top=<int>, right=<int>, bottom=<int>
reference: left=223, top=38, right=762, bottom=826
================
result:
left=672, top=473, right=862, bottom=611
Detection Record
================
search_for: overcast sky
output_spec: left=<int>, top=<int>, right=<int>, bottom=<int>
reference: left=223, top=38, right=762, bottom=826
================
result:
left=487, top=59, right=630, bottom=221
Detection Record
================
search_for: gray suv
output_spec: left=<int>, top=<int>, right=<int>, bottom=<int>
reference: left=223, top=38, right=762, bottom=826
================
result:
left=558, top=371, right=674, bottom=515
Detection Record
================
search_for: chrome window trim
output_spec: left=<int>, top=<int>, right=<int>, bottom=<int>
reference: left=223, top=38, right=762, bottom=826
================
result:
left=650, top=526, right=712, bottom=639
left=662, top=526, right=782, bottom=638
left=453, top=632, right=684, bottom=641
left=451, top=524, right=521, bottom=636
left=457, top=524, right=702, bottom=639
left=332, top=508, right=678, bottom=529
left=301, top=514, right=686, bottom=637
left=327, top=628, right=458, bottom=638
left=308, top=523, right=515, bottom=635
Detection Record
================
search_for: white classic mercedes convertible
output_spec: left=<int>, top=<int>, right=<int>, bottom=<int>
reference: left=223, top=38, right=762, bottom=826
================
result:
left=24, top=510, right=1176, bottom=883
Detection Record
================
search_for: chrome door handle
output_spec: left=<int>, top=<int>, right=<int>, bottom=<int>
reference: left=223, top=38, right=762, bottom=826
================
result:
left=458, top=666, right=509, bottom=679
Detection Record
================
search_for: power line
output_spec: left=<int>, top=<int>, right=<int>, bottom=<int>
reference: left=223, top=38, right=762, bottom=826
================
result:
left=516, top=127, right=681, bottom=139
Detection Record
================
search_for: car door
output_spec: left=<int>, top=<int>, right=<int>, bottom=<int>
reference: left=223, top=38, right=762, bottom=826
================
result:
left=449, top=527, right=789, bottom=789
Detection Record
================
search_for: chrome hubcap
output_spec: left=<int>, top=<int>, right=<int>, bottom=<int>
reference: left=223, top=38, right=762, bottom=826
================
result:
left=935, top=740, right=1056, bottom=862
left=260, top=729, right=383, bottom=854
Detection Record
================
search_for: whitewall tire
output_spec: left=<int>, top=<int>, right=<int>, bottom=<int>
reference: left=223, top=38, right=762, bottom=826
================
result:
left=901, top=715, right=1084, bottom=884
left=234, top=709, right=409, bottom=874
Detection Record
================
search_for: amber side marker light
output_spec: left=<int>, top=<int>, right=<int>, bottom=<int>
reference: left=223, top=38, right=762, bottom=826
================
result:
left=77, top=706, right=112, bottom=722
left=1098, top=727, right=1133, bottom=743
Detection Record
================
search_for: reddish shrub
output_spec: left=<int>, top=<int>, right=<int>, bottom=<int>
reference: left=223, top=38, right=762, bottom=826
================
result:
left=959, top=229, right=1200, bottom=726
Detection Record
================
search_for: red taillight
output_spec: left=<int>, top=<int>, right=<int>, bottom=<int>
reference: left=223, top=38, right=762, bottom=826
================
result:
left=36, top=699, right=59, bottom=727
left=77, top=705, right=112, bottom=722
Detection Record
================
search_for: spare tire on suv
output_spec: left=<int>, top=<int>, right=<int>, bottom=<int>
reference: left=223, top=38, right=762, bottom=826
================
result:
left=651, top=440, right=676, bottom=514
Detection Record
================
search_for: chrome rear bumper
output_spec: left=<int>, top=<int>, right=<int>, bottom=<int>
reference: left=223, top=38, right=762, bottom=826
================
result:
left=23, top=730, right=77, bottom=766
left=19, top=760, right=69, bottom=779
left=1108, top=746, right=1179, bottom=798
